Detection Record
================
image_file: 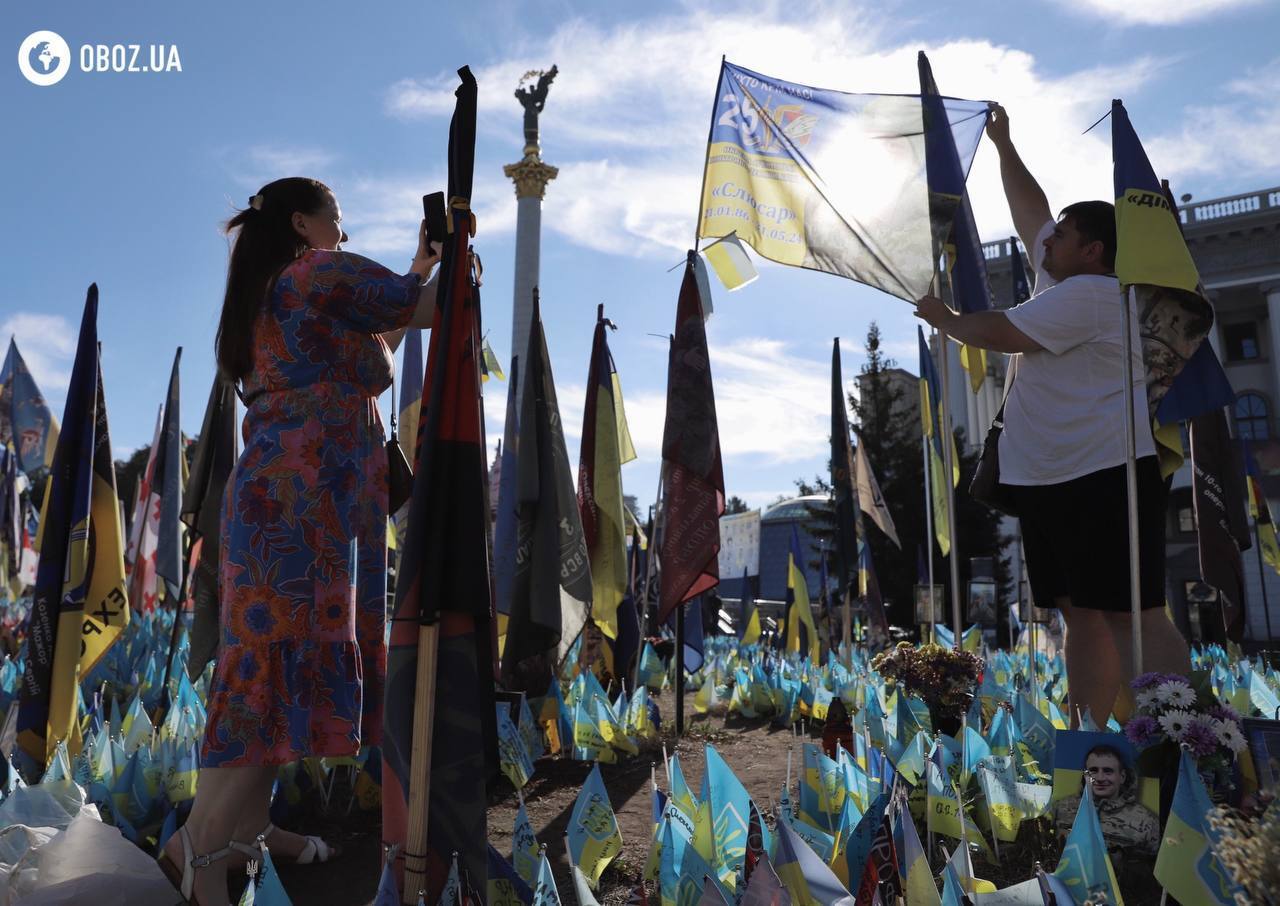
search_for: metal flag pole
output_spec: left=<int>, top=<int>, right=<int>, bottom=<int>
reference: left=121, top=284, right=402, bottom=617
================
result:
left=1119, top=282, right=1144, bottom=672
left=935, top=326, right=964, bottom=643
left=923, top=431, right=937, bottom=645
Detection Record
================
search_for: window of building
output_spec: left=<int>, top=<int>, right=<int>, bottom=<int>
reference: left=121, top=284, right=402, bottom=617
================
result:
left=1223, top=322, right=1260, bottom=361
left=1235, top=393, right=1270, bottom=440
left=1178, top=505, right=1196, bottom=533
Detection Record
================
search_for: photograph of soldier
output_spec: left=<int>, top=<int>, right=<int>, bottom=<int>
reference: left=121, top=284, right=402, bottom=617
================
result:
left=967, top=579, right=998, bottom=625
left=1053, top=743, right=1159, bottom=884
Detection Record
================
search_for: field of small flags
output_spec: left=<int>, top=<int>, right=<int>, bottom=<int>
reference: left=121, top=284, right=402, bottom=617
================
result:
left=6, top=596, right=1273, bottom=903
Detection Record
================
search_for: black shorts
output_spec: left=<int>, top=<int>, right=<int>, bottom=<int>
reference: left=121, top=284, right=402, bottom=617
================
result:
left=1012, top=457, right=1167, bottom=613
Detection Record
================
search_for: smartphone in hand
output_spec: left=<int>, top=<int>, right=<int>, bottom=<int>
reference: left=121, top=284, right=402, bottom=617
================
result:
left=422, top=192, right=447, bottom=244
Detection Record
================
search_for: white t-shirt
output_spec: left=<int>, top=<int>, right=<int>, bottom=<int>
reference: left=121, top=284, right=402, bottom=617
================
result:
left=998, top=220, right=1155, bottom=485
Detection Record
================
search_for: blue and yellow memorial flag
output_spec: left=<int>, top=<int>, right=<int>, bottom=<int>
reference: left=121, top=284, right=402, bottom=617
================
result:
left=1245, top=441, right=1280, bottom=576
left=497, top=703, right=535, bottom=790
left=701, top=233, right=759, bottom=292
left=704, top=743, right=770, bottom=879
left=772, top=812, right=854, bottom=906
left=513, top=797, right=540, bottom=886
left=917, top=327, right=957, bottom=557
left=18, top=286, right=130, bottom=765
left=0, top=337, right=59, bottom=474
left=919, top=51, right=992, bottom=393
left=698, top=60, right=987, bottom=304
left=1112, top=99, right=1214, bottom=476
left=489, top=845, right=535, bottom=906
left=784, top=527, right=820, bottom=664
left=1154, top=749, right=1243, bottom=906
left=534, top=849, right=563, bottom=906
left=577, top=306, right=637, bottom=646
left=568, top=763, right=624, bottom=889
left=1054, top=784, right=1124, bottom=906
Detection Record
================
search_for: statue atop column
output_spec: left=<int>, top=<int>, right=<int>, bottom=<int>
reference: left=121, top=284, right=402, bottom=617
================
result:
left=515, top=66, right=558, bottom=157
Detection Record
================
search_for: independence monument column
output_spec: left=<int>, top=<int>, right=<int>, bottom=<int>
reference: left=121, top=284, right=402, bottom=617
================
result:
left=504, top=66, right=559, bottom=400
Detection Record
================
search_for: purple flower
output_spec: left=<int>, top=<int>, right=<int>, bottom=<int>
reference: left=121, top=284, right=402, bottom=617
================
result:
left=1124, top=715, right=1160, bottom=746
left=1182, top=718, right=1220, bottom=759
left=1209, top=704, right=1242, bottom=727
left=1132, top=672, right=1166, bottom=691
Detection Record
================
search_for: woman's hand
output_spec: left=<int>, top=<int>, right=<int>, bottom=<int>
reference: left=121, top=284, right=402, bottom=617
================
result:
left=409, top=219, right=443, bottom=278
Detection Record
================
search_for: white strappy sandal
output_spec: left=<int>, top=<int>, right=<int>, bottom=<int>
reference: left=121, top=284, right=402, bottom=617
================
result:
left=157, top=825, right=236, bottom=905
left=230, top=822, right=341, bottom=865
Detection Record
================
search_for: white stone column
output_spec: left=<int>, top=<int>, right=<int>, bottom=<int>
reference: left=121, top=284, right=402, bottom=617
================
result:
left=1266, top=284, right=1280, bottom=377
left=503, top=154, right=558, bottom=403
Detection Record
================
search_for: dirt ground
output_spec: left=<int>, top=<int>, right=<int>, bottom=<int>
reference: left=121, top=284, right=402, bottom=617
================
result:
left=259, top=687, right=1160, bottom=906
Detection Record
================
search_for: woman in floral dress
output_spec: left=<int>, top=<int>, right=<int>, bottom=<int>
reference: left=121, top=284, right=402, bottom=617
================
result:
left=160, top=177, right=440, bottom=906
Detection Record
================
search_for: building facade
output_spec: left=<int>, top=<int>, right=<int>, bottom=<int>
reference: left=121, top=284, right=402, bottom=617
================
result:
left=976, top=186, right=1280, bottom=645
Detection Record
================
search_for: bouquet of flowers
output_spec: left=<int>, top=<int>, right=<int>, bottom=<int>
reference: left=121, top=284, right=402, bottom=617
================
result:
left=1124, top=671, right=1247, bottom=792
left=871, top=641, right=983, bottom=725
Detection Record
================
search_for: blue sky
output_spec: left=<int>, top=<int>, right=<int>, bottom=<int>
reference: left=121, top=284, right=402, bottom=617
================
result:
left=5, top=0, right=1279, bottom=513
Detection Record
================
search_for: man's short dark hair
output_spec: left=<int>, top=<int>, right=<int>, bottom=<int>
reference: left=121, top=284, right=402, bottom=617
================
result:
left=1059, top=200, right=1117, bottom=271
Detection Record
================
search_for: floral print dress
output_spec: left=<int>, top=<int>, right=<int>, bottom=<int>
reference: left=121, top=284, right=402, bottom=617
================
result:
left=202, top=250, right=420, bottom=767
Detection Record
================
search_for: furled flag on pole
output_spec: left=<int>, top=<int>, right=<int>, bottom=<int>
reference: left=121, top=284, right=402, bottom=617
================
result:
left=918, top=50, right=993, bottom=394
left=830, top=338, right=858, bottom=603
left=493, top=355, right=521, bottom=655
left=384, top=66, right=495, bottom=904
left=853, top=440, right=899, bottom=548
left=578, top=305, right=637, bottom=650
left=783, top=526, right=819, bottom=664
left=0, top=338, right=59, bottom=474
left=399, top=328, right=424, bottom=483
left=125, top=405, right=163, bottom=611
left=18, top=286, right=129, bottom=765
left=1191, top=407, right=1251, bottom=639
left=697, top=60, right=988, bottom=304
left=182, top=376, right=238, bottom=679
left=153, top=348, right=185, bottom=604
left=918, top=327, right=957, bottom=557
left=658, top=253, right=725, bottom=623
left=503, top=292, right=592, bottom=681
left=1244, top=441, right=1280, bottom=576
left=1111, top=99, right=1215, bottom=476
left=700, top=233, right=758, bottom=292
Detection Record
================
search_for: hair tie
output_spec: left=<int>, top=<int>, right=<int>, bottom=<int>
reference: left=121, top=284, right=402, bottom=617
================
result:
left=249, top=194, right=264, bottom=211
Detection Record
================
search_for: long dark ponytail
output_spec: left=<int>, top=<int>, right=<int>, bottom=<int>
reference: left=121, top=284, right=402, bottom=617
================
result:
left=216, top=177, right=332, bottom=382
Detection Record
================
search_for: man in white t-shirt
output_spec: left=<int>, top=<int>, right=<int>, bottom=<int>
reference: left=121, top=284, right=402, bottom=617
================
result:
left=915, top=105, right=1191, bottom=726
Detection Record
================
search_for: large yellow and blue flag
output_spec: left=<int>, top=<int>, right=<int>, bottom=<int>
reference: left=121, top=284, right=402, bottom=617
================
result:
left=1154, top=749, right=1243, bottom=905
left=568, top=763, right=624, bottom=889
left=1112, top=100, right=1215, bottom=477
left=919, top=51, right=993, bottom=394
left=0, top=337, right=59, bottom=474
left=697, top=60, right=987, bottom=305
left=17, top=286, right=129, bottom=765
left=784, top=527, right=820, bottom=664
left=917, top=327, right=958, bottom=557
left=577, top=306, right=637, bottom=649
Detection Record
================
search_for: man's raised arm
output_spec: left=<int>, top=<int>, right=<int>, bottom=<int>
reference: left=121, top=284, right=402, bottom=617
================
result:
left=987, top=104, right=1052, bottom=252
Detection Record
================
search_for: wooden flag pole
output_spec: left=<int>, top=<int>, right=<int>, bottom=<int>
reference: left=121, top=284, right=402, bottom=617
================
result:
left=402, top=622, right=440, bottom=905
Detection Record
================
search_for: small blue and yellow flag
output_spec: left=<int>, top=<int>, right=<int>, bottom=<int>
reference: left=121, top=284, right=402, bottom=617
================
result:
left=568, top=763, right=623, bottom=890
left=1155, top=749, right=1244, bottom=904
left=701, top=233, right=758, bottom=292
left=1054, top=783, right=1124, bottom=906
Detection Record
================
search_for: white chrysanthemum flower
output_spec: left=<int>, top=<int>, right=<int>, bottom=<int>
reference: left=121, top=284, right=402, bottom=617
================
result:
left=1158, top=708, right=1195, bottom=740
left=1135, top=689, right=1161, bottom=712
left=1156, top=681, right=1197, bottom=709
left=1216, top=718, right=1247, bottom=754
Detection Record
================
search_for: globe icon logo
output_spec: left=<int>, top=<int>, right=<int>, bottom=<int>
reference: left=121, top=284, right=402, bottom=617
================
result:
left=18, top=30, right=71, bottom=86
left=29, top=42, right=58, bottom=73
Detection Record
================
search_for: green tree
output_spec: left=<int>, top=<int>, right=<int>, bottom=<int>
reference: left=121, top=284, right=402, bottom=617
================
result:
left=724, top=495, right=750, bottom=515
left=829, top=323, right=1009, bottom=634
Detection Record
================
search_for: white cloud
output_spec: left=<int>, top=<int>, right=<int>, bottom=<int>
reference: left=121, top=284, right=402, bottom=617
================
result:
left=1144, top=58, right=1280, bottom=186
left=1048, top=0, right=1264, bottom=26
left=384, top=11, right=1166, bottom=257
left=1, top=312, right=76, bottom=396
